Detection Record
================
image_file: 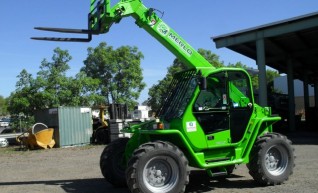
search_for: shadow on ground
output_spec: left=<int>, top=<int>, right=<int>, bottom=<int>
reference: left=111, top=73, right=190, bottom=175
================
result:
left=286, top=131, right=318, bottom=145
left=185, top=170, right=259, bottom=193
left=0, top=172, right=262, bottom=193
left=0, top=178, right=130, bottom=193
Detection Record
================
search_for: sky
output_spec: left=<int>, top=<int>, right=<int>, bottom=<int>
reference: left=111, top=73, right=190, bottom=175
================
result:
left=1, top=0, right=318, bottom=104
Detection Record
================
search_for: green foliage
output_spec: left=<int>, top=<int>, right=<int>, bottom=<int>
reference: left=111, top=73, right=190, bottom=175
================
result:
left=227, top=62, right=259, bottom=89
left=147, top=49, right=224, bottom=113
left=0, top=96, right=8, bottom=116
left=8, top=43, right=146, bottom=126
left=197, top=48, right=224, bottom=68
left=36, top=47, right=72, bottom=107
left=7, top=47, right=102, bottom=126
left=220, top=61, right=280, bottom=96
left=9, top=115, right=34, bottom=132
left=227, top=61, right=280, bottom=92
left=67, top=71, right=104, bottom=106
left=82, top=42, right=146, bottom=109
left=8, top=69, right=36, bottom=117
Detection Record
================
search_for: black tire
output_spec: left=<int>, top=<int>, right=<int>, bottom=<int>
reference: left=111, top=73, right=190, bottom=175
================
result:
left=95, top=127, right=109, bottom=144
left=247, top=132, right=295, bottom=185
left=100, top=137, right=129, bottom=187
left=126, top=141, right=190, bottom=193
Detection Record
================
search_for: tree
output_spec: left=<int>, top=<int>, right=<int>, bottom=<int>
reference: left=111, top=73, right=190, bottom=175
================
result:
left=227, top=62, right=280, bottom=92
left=7, top=69, right=37, bottom=130
left=82, top=42, right=146, bottom=109
left=0, top=95, right=8, bottom=116
left=67, top=71, right=104, bottom=106
left=265, top=69, right=281, bottom=93
left=8, top=69, right=36, bottom=117
left=227, top=62, right=259, bottom=89
left=147, top=49, right=224, bottom=112
left=36, top=47, right=72, bottom=107
left=8, top=48, right=102, bottom=129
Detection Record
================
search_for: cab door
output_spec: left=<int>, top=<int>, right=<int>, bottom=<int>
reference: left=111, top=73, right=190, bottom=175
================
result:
left=193, top=71, right=230, bottom=147
left=193, top=70, right=253, bottom=146
left=227, top=71, right=253, bottom=143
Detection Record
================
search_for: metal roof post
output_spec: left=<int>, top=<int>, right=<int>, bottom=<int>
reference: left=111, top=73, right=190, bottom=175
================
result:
left=256, top=38, right=268, bottom=107
left=315, top=80, right=318, bottom=109
left=287, top=59, right=296, bottom=131
left=303, top=73, right=310, bottom=125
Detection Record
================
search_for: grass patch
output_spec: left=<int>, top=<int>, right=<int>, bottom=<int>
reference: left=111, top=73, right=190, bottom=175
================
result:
left=0, top=144, right=103, bottom=155
left=0, top=146, right=22, bottom=154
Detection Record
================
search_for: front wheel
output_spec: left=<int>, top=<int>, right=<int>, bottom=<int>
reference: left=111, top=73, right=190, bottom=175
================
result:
left=100, top=137, right=129, bottom=187
left=247, top=133, right=295, bottom=185
left=126, top=141, right=190, bottom=193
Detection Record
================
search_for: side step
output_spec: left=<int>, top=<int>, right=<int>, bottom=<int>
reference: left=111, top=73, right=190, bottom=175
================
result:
left=208, top=170, right=228, bottom=177
left=206, top=168, right=229, bottom=178
left=205, top=157, right=230, bottom=163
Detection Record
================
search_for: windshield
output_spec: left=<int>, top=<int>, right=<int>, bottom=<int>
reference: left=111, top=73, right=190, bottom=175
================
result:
left=157, top=70, right=197, bottom=121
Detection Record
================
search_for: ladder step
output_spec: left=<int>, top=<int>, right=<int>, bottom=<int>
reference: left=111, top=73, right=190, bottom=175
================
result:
left=206, top=157, right=229, bottom=163
left=211, top=171, right=228, bottom=177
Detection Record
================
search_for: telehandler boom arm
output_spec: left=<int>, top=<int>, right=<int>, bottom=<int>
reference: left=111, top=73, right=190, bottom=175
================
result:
left=32, top=0, right=214, bottom=69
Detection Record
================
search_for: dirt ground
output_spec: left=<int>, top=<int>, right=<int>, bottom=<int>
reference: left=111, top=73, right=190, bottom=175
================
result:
left=0, top=133, right=318, bottom=193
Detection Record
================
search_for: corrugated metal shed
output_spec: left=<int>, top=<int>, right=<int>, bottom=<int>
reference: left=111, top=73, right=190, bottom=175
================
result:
left=35, top=107, right=92, bottom=147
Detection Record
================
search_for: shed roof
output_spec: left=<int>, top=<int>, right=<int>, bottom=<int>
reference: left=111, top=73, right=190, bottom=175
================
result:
left=212, top=12, right=318, bottom=84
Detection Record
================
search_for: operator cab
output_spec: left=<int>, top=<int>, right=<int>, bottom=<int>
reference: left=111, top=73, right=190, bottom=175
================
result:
left=194, top=69, right=254, bottom=143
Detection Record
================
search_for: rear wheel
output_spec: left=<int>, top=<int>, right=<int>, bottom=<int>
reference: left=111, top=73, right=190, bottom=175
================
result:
left=247, top=133, right=295, bottom=185
left=126, top=141, right=190, bottom=193
left=100, top=137, right=129, bottom=187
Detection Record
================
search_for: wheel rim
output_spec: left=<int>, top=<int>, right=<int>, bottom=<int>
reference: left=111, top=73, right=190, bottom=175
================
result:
left=265, top=145, right=289, bottom=176
left=143, top=156, right=179, bottom=193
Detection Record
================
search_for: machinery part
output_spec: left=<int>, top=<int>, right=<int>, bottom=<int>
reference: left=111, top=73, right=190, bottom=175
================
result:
left=95, top=127, right=109, bottom=144
left=92, top=105, right=109, bottom=144
left=0, top=138, right=9, bottom=147
left=31, top=0, right=104, bottom=42
left=207, top=165, right=236, bottom=178
left=247, top=133, right=295, bottom=185
left=126, top=141, right=190, bottom=193
left=32, top=24, right=94, bottom=42
left=100, top=137, right=129, bottom=187
left=226, top=165, right=236, bottom=175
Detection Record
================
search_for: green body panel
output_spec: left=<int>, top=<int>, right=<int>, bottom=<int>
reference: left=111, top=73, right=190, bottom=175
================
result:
left=123, top=105, right=280, bottom=169
left=90, top=0, right=281, bottom=171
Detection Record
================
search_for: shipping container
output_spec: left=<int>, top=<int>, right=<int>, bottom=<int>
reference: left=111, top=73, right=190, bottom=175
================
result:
left=35, top=107, right=92, bottom=147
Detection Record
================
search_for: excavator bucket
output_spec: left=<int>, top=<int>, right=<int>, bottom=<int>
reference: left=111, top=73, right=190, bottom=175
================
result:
left=16, top=123, right=55, bottom=150
left=31, top=0, right=108, bottom=42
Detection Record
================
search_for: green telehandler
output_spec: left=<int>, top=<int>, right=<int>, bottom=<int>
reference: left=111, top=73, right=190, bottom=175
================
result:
left=33, top=1, right=295, bottom=192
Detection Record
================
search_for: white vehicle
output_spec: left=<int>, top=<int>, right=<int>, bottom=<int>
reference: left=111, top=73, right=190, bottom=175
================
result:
left=0, top=118, right=10, bottom=127
left=0, top=138, right=9, bottom=147
left=0, top=121, right=9, bottom=127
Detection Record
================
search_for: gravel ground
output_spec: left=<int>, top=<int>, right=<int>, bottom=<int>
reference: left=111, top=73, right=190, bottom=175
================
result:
left=0, top=135, right=318, bottom=193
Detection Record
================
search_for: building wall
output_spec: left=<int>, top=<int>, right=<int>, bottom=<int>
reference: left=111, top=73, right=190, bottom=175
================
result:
left=295, top=96, right=315, bottom=115
left=274, top=76, right=315, bottom=97
left=274, top=76, right=316, bottom=119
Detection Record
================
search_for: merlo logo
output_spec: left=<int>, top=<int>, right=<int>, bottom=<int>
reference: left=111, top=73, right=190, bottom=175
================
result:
left=157, top=22, right=169, bottom=36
